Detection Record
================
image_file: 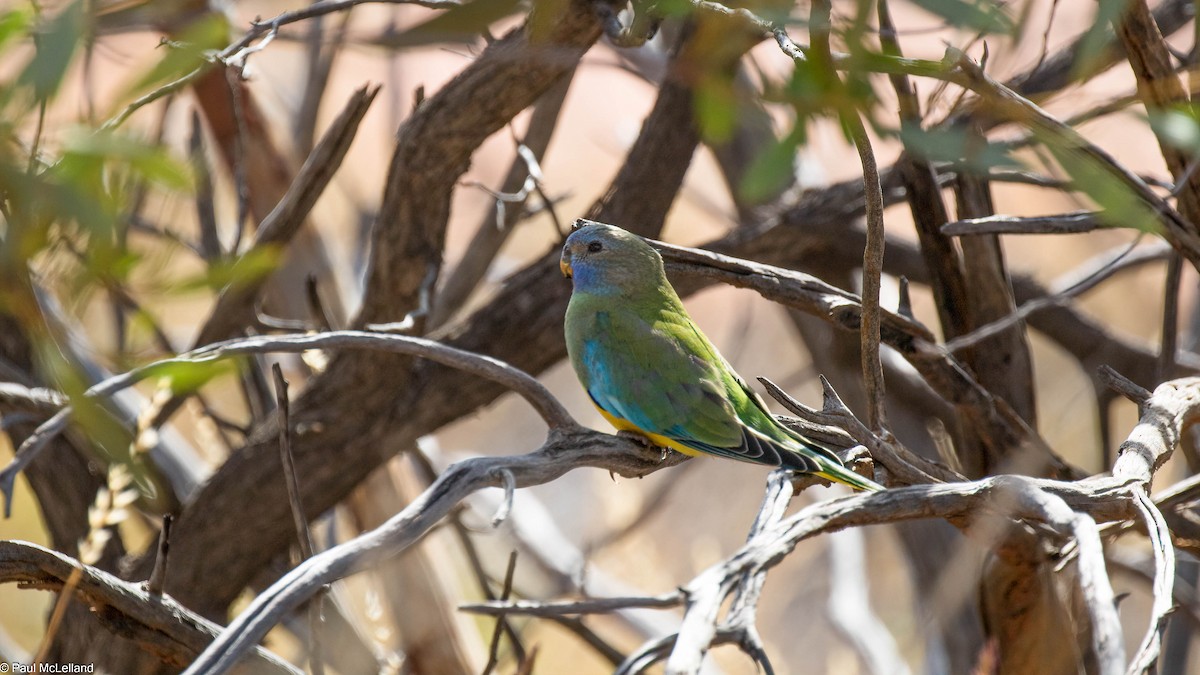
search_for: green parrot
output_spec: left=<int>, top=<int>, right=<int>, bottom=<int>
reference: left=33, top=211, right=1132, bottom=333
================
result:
left=560, top=220, right=882, bottom=492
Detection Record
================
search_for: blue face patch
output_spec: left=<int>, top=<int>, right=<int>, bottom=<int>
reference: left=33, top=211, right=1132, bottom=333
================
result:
left=568, top=259, right=599, bottom=289
left=567, top=256, right=621, bottom=295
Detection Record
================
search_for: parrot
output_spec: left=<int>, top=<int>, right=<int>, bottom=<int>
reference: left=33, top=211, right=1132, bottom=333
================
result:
left=560, top=220, right=882, bottom=492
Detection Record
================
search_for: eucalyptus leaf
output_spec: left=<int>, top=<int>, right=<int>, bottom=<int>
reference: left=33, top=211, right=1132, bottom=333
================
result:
left=18, top=0, right=85, bottom=101
left=908, top=0, right=1014, bottom=34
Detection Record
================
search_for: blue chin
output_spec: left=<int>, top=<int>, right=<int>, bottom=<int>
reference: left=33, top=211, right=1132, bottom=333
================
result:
left=566, top=263, right=595, bottom=289
left=568, top=263, right=612, bottom=294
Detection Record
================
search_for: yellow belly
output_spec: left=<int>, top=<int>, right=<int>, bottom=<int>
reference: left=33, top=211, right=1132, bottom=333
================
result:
left=595, top=405, right=703, bottom=457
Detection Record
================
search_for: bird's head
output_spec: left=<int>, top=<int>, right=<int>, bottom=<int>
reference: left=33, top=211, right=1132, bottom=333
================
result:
left=560, top=220, right=664, bottom=293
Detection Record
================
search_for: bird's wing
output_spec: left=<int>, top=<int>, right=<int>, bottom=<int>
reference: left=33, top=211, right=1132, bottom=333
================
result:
left=665, top=310, right=847, bottom=473
left=582, top=307, right=805, bottom=466
left=717, top=352, right=846, bottom=471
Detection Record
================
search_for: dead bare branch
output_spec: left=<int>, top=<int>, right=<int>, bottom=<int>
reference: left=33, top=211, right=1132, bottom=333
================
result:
left=0, top=330, right=582, bottom=507
left=0, top=541, right=299, bottom=673
left=181, top=428, right=686, bottom=675
left=942, top=211, right=1102, bottom=236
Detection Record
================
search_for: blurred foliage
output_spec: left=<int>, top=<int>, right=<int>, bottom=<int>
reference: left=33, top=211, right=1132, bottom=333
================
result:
left=1149, top=104, right=1200, bottom=156
left=1071, top=0, right=1129, bottom=80
left=896, top=127, right=1018, bottom=170
left=122, top=13, right=228, bottom=96
left=376, top=0, right=523, bottom=47
left=908, top=0, right=1014, bottom=34
left=0, top=1, right=264, bottom=511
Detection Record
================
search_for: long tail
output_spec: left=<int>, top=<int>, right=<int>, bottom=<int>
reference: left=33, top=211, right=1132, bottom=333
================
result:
left=812, top=462, right=883, bottom=492
left=777, top=433, right=884, bottom=492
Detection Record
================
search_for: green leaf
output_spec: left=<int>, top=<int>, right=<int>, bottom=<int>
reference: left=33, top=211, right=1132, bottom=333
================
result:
left=740, top=130, right=802, bottom=204
left=1071, top=0, right=1126, bottom=81
left=375, top=0, right=522, bottom=48
left=35, top=342, right=176, bottom=513
left=776, top=56, right=844, bottom=120
left=1149, top=107, right=1200, bottom=154
left=174, top=247, right=281, bottom=293
left=908, top=0, right=1013, bottom=34
left=151, top=359, right=237, bottom=395
left=2, top=155, right=114, bottom=239
left=61, top=127, right=192, bottom=191
left=18, top=0, right=85, bottom=101
left=1049, top=145, right=1160, bottom=232
left=897, top=126, right=1020, bottom=171
left=694, top=76, right=737, bottom=143
left=124, top=14, right=228, bottom=98
left=0, top=6, right=35, bottom=55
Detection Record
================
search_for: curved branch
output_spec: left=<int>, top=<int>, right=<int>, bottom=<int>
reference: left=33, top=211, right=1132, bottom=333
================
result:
left=656, top=378, right=1200, bottom=671
left=0, top=541, right=298, bottom=673
left=182, top=429, right=687, bottom=675
left=189, top=374, right=1200, bottom=673
left=1125, top=488, right=1175, bottom=674
left=0, top=330, right=581, bottom=515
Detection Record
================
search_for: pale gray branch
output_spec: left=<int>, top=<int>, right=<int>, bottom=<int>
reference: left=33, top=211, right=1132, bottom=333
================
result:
left=0, top=541, right=298, bottom=673
left=652, top=378, right=1200, bottom=672
left=181, top=429, right=687, bottom=675
left=1125, top=488, right=1175, bottom=674
left=942, top=211, right=1102, bottom=236
left=460, top=593, right=682, bottom=618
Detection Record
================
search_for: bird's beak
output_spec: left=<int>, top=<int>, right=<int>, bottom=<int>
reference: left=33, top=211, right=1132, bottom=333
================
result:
left=560, top=249, right=573, bottom=278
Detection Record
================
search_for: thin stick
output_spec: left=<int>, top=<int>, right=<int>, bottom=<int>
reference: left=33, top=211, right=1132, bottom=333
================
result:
left=462, top=593, right=682, bottom=618
left=147, top=515, right=174, bottom=596
left=1160, top=253, right=1183, bottom=383
left=482, top=551, right=520, bottom=675
left=273, top=364, right=325, bottom=675
left=224, top=68, right=251, bottom=255
left=1125, top=488, right=1175, bottom=674
left=809, top=0, right=887, bottom=432
left=1098, top=366, right=1152, bottom=406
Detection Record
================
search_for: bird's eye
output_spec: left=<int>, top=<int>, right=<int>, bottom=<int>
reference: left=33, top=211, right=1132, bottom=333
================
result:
left=587, top=241, right=603, bottom=253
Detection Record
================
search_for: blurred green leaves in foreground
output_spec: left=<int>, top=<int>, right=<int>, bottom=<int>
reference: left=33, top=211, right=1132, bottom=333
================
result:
left=0, top=2, right=268, bottom=511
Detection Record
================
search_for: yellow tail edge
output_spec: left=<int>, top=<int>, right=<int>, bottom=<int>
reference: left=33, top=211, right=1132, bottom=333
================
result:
left=814, top=467, right=884, bottom=493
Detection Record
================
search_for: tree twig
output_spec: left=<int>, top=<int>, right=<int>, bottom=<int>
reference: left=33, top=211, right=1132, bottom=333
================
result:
left=0, top=541, right=299, bottom=673
left=180, top=428, right=687, bottom=675
left=0, top=330, right=582, bottom=513
left=273, top=364, right=325, bottom=675
left=461, top=593, right=683, bottom=618
left=1125, top=488, right=1175, bottom=674
left=146, top=515, right=173, bottom=596
left=482, top=550, right=520, bottom=675
left=942, top=211, right=1102, bottom=236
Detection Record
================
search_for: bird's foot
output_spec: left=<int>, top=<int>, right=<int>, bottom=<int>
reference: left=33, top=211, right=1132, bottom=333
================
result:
left=616, top=429, right=653, bottom=446
left=617, top=430, right=665, bottom=459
